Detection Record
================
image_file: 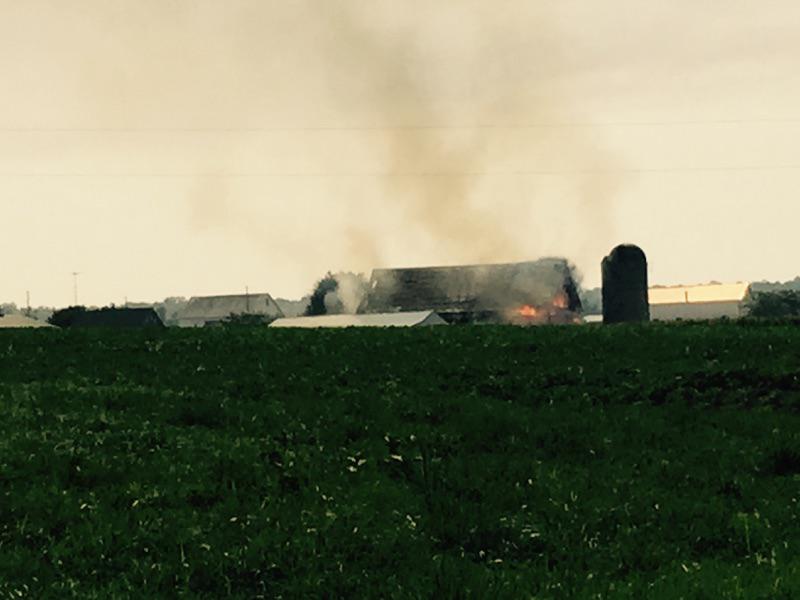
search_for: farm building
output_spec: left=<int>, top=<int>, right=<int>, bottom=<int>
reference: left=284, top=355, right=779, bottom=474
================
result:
left=360, top=258, right=582, bottom=324
left=177, top=293, right=284, bottom=328
left=271, top=310, right=447, bottom=329
left=649, top=282, right=752, bottom=321
left=69, top=307, right=165, bottom=328
left=0, top=314, right=56, bottom=329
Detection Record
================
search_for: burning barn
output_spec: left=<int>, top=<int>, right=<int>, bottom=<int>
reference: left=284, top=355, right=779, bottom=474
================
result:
left=360, top=258, right=582, bottom=324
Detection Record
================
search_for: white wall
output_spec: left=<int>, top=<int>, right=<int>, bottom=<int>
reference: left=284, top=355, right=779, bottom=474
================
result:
left=650, top=301, right=744, bottom=321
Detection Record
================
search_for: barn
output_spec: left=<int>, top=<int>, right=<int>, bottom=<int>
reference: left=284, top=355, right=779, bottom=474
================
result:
left=177, top=293, right=284, bottom=327
left=649, top=282, right=752, bottom=321
left=270, top=310, right=447, bottom=329
left=360, top=258, right=582, bottom=324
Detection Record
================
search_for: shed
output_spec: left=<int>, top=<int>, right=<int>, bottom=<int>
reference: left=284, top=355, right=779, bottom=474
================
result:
left=270, top=311, right=447, bottom=329
left=649, top=282, right=751, bottom=321
left=361, top=258, right=581, bottom=323
left=177, top=293, right=284, bottom=327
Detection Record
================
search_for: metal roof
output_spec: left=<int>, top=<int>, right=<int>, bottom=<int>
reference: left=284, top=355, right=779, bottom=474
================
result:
left=649, top=282, right=751, bottom=305
left=179, top=293, right=284, bottom=322
left=0, top=315, right=55, bottom=329
left=270, top=311, right=447, bottom=328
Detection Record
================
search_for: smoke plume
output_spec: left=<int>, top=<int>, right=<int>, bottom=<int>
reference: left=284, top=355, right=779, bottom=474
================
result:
left=306, top=271, right=369, bottom=315
left=317, top=2, right=622, bottom=269
left=178, top=2, right=622, bottom=285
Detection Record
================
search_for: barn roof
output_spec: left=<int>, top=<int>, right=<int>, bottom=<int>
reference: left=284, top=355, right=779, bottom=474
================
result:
left=362, top=258, right=581, bottom=314
left=649, top=282, right=751, bottom=305
left=270, top=311, right=447, bottom=328
left=0, top=314, right=56, bottom=329
left=179, top=294, right=284, bottom=322
left=71, top=308, right=164, bottom=328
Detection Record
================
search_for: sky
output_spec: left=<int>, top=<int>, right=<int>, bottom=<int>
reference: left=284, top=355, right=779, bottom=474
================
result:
left=3, top=0, right=800, bottom=307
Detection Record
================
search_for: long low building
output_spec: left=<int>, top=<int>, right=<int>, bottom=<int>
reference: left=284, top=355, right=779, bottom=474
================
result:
left=649, top=282, right=751, bottom=321
left=270, top=311, right=447, bottom=329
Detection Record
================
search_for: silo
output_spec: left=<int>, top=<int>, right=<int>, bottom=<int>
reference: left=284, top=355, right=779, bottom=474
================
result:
left=602, top=244, right=649, bottom=324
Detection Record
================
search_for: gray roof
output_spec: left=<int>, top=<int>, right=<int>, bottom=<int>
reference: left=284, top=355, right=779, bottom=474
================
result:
left=179, top=293, right=284, bottom=324
left=361, top=258, right=582, bottom=314
left=270, top=311, right=447, bottom=328
left=0, top=315, right=56, bottom=329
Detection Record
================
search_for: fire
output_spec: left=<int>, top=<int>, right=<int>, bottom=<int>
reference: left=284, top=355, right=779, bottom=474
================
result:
left=511, top=293, right=576, bottom=325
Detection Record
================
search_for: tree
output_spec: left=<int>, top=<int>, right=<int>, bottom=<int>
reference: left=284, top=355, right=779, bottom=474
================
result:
left=221, top=313, right=277, bottom=327
left=579, top=287, right=602, bottom=314
left=746, top=291, right=800, bottom=318
left=0, top=303, right=18, bottom=317
left=48, top=306, right=87, bottom=328
left=304, top=272, right=369, bottom=316
left=305, top=273, right=339, bottom=316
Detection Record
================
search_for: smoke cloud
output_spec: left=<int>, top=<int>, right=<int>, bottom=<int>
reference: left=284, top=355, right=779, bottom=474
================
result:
left=327, top=272, right=369, bottom=315
left=103, top=1, right=623, bottom=288
left=312, top=1, right=622, bottom=270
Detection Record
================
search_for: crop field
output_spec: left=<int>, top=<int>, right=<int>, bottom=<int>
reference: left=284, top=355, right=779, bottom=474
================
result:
left=1, top=323, right=800, bottom=598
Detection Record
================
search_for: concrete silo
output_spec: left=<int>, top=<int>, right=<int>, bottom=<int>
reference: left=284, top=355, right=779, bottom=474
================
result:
left=602, top=244, right=650, bottom=324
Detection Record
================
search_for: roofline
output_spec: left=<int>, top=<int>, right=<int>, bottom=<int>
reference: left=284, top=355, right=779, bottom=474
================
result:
left=371, top=258, right=572, bottom=274
left=86, top=307, right=160, bottom=313
left=650, top=299, right=747, bottom=307
left=650, top=282, right=751, bottom=290
left=187, top=293, right=276, bottom=301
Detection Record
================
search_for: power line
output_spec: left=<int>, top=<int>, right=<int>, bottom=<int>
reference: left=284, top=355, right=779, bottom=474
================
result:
left=5, top=118, right=800, bottom=133
left=4, top=164, right=800, bottom=178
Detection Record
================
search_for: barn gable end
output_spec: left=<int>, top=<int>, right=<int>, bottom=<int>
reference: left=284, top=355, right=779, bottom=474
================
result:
left=177, top=293, right=284, bottom=327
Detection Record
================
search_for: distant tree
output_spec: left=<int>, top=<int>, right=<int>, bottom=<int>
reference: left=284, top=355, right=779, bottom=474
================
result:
left=221, top=313, right=277, bottom=327
left=305, top=273, right=339, bottom=316
left=579, top=287, right=602, bottom=314
left=751, top=277, right=800, bottom=293
left=746, top=291, right=800, bottom=318
left=0, top=303, right=18, bottom=316
left=155, top=306, right=167, bottom=323
left=48, top=306, right=87, bottom=328
left=305, top=272, right=369, bottom=316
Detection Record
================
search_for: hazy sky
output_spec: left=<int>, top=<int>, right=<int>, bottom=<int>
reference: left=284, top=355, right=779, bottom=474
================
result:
left=3, top=0, right=800, bottom=307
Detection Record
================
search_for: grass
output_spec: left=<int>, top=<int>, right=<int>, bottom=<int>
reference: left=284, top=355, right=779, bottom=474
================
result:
left=0, top=322, right=800, bottom=598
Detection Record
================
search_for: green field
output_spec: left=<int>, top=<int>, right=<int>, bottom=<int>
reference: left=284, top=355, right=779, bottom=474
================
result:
left=1, top=323, right=800, bottom=598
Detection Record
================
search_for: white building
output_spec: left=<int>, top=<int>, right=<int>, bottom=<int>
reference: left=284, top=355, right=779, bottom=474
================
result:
left=177, top=293, right=284, bottom=327
left=270, top=311, right=447, bottom=329
left=649, top=282, right=751, bottom=321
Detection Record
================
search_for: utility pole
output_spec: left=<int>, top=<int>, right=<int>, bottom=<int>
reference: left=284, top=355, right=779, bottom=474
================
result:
left=26, top=291, right=31, bottom=317
left=246, top=286, right=250, bottom=313
left=72, top=272, right=80, bottom=306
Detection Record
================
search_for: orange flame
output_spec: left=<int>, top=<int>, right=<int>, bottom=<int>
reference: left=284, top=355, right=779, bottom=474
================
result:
left=553, top=293, right=568, bottom=309
left=518, top=305, right=539, bottom=318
